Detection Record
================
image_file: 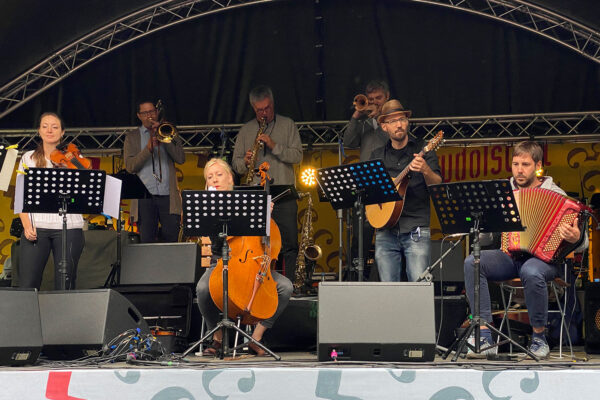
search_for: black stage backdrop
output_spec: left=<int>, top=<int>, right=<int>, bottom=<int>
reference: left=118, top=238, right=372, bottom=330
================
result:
left=1, top=0, right=599, bottom=128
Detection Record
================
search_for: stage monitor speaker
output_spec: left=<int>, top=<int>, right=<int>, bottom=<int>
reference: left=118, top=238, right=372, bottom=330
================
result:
left=38, top=289, right=149, bottom=359
left=0, top=288, right=42, bottom=365
left=318, top=282, right=435, bottom=362
left=585, top=282, right=600, bottom=353
left=120, top=242, right=202, bottom=285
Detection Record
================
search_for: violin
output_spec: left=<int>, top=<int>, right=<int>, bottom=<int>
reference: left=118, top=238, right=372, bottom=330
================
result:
left=50, top=142, right=92, bottom=169
left=208, top=162, right=281, bottom=325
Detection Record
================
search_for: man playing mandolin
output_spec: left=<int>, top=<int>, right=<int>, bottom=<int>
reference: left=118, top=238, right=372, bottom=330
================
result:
left=368, top=100, right=442, bottom=282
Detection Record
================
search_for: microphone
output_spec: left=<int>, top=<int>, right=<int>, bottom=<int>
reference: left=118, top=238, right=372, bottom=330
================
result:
left=446, top=232, right=468, bottom=238
left=208, top=186, right=217, bottom=191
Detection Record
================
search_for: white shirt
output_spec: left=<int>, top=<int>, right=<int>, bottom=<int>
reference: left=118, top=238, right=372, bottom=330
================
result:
left=18, top=150, right=84, bottom=230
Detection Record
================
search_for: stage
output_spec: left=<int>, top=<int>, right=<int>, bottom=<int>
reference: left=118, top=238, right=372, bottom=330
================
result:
left=5, top=348, right=600, bottom=399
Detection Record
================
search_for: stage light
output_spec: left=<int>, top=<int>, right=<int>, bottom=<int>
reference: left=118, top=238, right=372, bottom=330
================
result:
left=301, top=167, right=317, bottom=187
left=535, top=167, right=544, bottom=177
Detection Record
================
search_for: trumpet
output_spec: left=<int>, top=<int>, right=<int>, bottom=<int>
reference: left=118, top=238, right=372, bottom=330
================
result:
left=352, top=94, right=378, bottom=116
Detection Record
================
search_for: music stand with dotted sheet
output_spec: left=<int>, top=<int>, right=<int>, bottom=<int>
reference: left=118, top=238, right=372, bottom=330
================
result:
left=21, top=168, right=106, bottom=290
left=428, top=179, right=538, bottom=361
left=180, top=189, right=280, bottom=360
left=181, top=190, right=269, bottom=237
left=316, top=159, right=401, bottom=281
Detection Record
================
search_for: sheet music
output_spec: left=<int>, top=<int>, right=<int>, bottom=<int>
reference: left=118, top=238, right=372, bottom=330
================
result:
left=103, top=174, right=122, bottom=219
left=0, top=148, right=17, bottom=192
left=14, top=173, right=23, bottom=214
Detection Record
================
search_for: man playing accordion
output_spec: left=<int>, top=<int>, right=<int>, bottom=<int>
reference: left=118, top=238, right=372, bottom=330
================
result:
left=463, top=141, right=588, bottom=359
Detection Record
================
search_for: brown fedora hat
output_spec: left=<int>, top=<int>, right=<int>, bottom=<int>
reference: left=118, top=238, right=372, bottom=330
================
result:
left=377, top=99, right=412, bottom=124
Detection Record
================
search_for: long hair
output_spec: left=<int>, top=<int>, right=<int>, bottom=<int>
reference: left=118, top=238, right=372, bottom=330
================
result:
left=32, top=112, right=65, bottom=167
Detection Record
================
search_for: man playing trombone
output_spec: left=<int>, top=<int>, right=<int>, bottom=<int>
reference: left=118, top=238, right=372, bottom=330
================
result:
left=123, top=99, right=185, bottom=243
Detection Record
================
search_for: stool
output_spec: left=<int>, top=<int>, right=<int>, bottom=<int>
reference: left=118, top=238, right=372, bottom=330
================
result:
left=499, top=264, right=573, bottom=358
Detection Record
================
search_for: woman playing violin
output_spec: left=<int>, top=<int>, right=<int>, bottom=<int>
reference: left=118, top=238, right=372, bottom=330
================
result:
left=16, top=112, right=85, bottom=289
left=195, top=158, right=293, bottom=356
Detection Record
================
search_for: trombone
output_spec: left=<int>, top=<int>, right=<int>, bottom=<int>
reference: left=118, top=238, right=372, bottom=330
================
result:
left=148, top=100, right=179, bottom=182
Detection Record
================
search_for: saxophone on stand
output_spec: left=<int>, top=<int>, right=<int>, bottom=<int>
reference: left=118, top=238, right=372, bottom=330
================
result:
left=294, top=192, right=323, bottom=292
left=243, top=117, right=267, bottom=184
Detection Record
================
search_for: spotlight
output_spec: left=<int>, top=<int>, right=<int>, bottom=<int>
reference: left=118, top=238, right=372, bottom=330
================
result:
left=535, top=167, right=544, bottom=177
left=301, top=167, right=317, bottom=187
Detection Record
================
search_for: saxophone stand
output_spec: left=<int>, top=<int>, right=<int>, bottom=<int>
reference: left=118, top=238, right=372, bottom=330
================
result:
left=180, top=189, right=280, bottom=361
left=316, top=159, right=401, bottom=281
left=428, top=180, right=538, bottom=361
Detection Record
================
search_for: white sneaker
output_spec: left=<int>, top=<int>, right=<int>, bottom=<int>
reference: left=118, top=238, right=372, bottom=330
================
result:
left=466, top=333, right=498, bottom=359
left=529, top=337, right=550, bottom=359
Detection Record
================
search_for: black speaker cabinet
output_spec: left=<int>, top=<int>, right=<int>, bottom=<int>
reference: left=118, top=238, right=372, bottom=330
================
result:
left=0, top=288, right=42, bottom=365
left=120, top=242, right=202, bottom=285
left=115, top=285, right=193, bottom=337
left=263, top=296, right=318, bottom=351
left=585, top=282, right=600, bottom=353
left=318, top=282, right=436, bottom=362
left=38, top=289, right=149, bottom=359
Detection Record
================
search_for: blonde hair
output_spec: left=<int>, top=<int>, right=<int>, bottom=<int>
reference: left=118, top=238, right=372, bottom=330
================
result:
left=203, top=158, right=234, bottom=189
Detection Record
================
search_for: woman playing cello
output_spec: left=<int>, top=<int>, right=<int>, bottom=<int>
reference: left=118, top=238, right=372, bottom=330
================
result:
left=195, top=158, right=293, bottom=356
left=17, top=112, right=87, bottom=289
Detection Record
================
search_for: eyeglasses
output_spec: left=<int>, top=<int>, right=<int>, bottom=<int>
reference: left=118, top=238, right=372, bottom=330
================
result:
left=138, top=109, right=157, bottom=116
left=383, top=117, right=408, bottom=125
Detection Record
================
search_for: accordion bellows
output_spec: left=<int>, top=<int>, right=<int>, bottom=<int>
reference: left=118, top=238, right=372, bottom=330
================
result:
left=501, top=187, right=589, bottom=263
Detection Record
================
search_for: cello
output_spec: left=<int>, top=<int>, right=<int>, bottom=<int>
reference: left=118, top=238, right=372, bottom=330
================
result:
left=208, top=162, right=281, bottom=325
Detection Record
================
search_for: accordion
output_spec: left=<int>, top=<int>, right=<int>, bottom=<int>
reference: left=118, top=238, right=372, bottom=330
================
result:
left=501, top=187, right=589, bottom=263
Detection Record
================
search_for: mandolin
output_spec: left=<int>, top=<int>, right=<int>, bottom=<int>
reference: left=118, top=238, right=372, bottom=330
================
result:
left=365, top=131, right=444, bottom=229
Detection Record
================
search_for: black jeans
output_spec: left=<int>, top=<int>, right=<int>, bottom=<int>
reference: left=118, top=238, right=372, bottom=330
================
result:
left=19, top=228, right=85, bottom=290
left=138, top=195, right=180, bottom=243
left=272, top=197, right=299, bottom=280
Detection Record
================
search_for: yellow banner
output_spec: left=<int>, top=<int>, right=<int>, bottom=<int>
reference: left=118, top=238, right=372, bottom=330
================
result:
left=1, top=143, right=598, bottom=277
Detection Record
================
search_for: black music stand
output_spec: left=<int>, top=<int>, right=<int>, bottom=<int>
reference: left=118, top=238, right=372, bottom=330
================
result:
left=180, top=189, right=280, bottom=360
left=104, top=170, right=151, bottom=287
left=316, top=159, right=401, bottom=281
left=429, top=179, right=538, bottom=361
left=22, top=168, right=106, bottom=290
left=234, top=184, right=299, bottom=203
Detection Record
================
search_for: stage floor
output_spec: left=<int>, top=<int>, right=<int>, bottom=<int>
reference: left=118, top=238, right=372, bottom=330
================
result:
left=5, top=347, right=600, bottom=399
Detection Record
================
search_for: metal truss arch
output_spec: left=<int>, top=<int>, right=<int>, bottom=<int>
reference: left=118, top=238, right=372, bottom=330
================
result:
left=413, top=0, right=600, bottom=64
left=0, top=0, right=271, bottom=120
left=1, top=0, right=599, bottom=121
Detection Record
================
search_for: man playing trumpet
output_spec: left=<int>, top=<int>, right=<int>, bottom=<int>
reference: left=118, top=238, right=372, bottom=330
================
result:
left=343, top=80, right=391, bottom=280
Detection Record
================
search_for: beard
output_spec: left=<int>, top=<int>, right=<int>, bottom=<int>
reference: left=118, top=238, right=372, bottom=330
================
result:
left=514, top=174, right=537, bottom=188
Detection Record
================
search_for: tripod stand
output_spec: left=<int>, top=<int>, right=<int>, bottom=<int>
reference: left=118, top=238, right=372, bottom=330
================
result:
left=316, top=159, right=400, bottom=281
left=180, top=189, right=280, bottom=360
left=429, top=179, right=539, bottom=361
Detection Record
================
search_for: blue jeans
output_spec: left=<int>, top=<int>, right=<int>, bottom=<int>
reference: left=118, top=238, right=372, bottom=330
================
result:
left=464, top=250, right=558, bottom=328
left=375, top=226, right=430, bottom=282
